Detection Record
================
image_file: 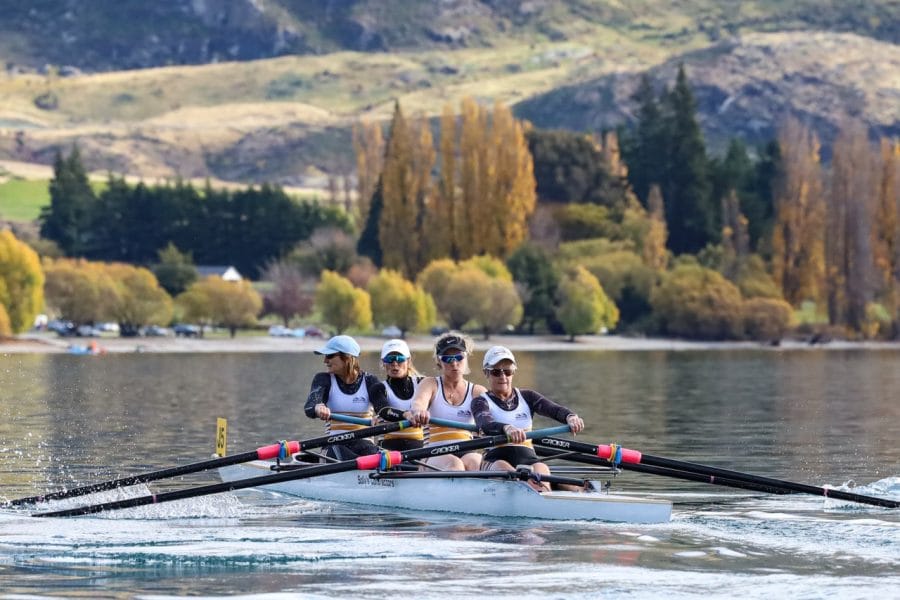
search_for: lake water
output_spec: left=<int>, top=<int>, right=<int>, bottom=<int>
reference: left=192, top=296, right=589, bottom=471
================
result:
left=1, top=349, right=899, bottom=599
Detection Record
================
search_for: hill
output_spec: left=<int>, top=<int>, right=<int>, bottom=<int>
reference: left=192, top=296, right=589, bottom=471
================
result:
left=0, top=1, right=897, bottom=194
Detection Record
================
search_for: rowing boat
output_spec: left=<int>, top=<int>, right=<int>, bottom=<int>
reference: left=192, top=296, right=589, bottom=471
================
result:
left=218, top=460, right=673, bottom=524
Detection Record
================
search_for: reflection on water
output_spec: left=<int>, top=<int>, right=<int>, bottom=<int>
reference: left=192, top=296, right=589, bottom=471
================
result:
left=1, top=349, right=899, bottom=597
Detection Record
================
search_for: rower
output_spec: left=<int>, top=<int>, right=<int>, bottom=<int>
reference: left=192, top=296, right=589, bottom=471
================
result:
left=407, top=332, right=487, bottom=471
left=473, top=345, right=585, bottom=492
left=369, top=339, right=425, bottom=451
left=304, top=335, right=387, bottom=461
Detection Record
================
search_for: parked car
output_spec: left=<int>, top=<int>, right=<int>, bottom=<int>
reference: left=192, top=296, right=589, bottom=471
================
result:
left=142, top=325, right=170, bottom=337
left=382, top=325, right=402, bottom=337
left=47, top=319, right=76, bottom=337
left=76, top=324, right=103, bottom=337
left=303, top=326, right=324, bottom=338
left=173, top=323, right=201, bottom=338
left=268, top=325, right=291, bottom=337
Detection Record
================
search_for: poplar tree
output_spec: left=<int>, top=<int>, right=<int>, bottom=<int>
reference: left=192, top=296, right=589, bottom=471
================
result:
left=379, top=102, right=418, bottom=278
left=872, top=140, right=900, bottom=336
left=0, top=229, right=44, bottom=333
left=642, top=184, right=669, bottom=271
left=352, top=120, right=384, bottom=226
left=771, top=117, right=825, bottom=307
left=826, top=120, right=878, bottom=330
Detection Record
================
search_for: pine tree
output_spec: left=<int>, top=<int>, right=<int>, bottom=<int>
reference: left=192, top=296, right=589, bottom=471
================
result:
left=40, top=146, right=97, bottom=256
left=623, top=74, right=667, bottom=205
left=662, top=65, right=715, bottom=254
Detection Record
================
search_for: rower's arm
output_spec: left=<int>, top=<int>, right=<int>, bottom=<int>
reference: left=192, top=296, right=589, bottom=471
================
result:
left=303, top=373, right=332, bottom=418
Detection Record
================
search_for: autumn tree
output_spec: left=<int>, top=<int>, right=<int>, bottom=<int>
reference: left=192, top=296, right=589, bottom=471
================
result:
left=43, top=258, right=116, bottom=325
left=872, top=139, right=900, bottom=337
left=721, top=189, right=750, bottom=281
left=379, top=103, right=435, bottom=278
left=650, top=262, right=744, bottom=340
left=367, top=269, right=435, bottom=337
left=105, top=263, right=173, bottom=335
left=642, top=184, right=669, bottom=271
left=825, top=120, right=878, bottom=330
left=262, top=260, right=314, bottom=326
left=353, top=120, right=384, bottom=226
left=314, top=270, right=372, bottom=334
left=771, top=117, right=826, bottom=307
left=0, top=229, right=45, bottom=333
left=555, top=265, right=619, bottom=341
left=177, top=276, right=261, bottom=337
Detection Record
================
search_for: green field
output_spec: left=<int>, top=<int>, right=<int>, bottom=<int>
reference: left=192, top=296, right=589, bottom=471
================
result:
left=0, top=179, right=49, bottom=222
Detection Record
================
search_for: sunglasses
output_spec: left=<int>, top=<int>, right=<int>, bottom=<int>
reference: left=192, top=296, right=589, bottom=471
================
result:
left=383, top=355, right=408, bottom=364
left=489, top=368, right=515, bottom=377
left=324, top=353, right=341, bottom=360
left=439, top=353, right=465, bottom=364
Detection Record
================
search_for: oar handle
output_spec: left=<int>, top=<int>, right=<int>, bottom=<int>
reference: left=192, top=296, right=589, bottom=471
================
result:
left=428, top=417, right=478, bottom=431
left=329, top=413, right=374, bottom=426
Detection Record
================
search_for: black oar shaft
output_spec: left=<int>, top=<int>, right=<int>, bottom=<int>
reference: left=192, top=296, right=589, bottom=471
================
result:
left=535, top=437, right=900, bottom=509
left=536, top=448, right=793, bottom=495
left=10, top=420, right=409, bottom=507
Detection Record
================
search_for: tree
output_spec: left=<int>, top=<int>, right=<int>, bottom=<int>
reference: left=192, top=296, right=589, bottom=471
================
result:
left=0, top=229, right=45, bottom=334
left=178, top=276, right=261, bottom=337
left=720, top=189, right=750, bottom=281
left=743, top=297, right=794, bottom=341
left=872, top=139, right=900, bottom=337
left=472, top=277, right=523, bottom=339
left=43, top=258, right=117, bottom=325
left=826, top=120, right=878, bottom=330
left=556, top=265, right=618, bottom=341
left=357, top=176, right=384, bottom=266
left=104, top=263, right=173, bottom=335
left=650, top=262, right=744, bottom=340
left=622, top=74, right=668, bottom=205
left=288, top=226, right=358, bottom=277
left=0, top=302, right=10, bottom=339
left=662, top=65, right=715, bottom=254
left=367, top=269, right=435, bottom=337
left=314, top=270, right=372, bottom=334
left=352, top=119, right=384, bottom=226
left=642, top=184, right=669, bottom=271
left=40, top=146, right=97, bottom=256
left=771, top=117, right=826, bottom=307
left=262, top=260, right=313, bottom=326
left=152, top=242, right=198, bottom=296
left=506, top=243, right=560, bottom=334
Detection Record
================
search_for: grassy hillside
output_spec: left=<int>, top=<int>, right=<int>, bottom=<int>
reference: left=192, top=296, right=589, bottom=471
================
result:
left=0, top=1, right=896, bottom=194
left=0, top=178, right=48, bottom=221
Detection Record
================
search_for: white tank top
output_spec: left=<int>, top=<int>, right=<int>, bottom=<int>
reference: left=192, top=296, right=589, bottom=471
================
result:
left=326, top=374, right=373, bottom=434
left=484, top=388, right=532, bottom=448
left=383, top=377, right=424, bottom=441
left=426, top=378, right=474, bottom=446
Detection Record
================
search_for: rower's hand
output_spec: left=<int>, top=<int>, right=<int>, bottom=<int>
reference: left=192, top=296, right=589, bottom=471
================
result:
left=314, top=404, right=331, bottom=421
left=503, top=424, right=527, bottom=444
left=566, top=414, right=584, bottom=434
left=409, top=409, right=430, bottom=426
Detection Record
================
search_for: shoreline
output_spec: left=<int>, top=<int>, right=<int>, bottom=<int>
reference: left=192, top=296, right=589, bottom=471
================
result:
left=3, top=332, right=900, bottom=355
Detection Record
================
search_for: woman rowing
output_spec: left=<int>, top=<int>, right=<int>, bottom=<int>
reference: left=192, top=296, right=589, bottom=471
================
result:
left=304, top=334, right=385, bottom=460
left=473, top=345, right=585, bottom=491
left=368, top=339, right=426, bottom=451
left=408, top=332, right=486, bottom=471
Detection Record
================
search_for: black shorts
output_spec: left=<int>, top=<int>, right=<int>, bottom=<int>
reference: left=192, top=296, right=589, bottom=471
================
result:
left=324, top=438, right=379, bottom=461
left=483, top=445, right=540, bottom=467
left=381, top=438, right=424, bottom=452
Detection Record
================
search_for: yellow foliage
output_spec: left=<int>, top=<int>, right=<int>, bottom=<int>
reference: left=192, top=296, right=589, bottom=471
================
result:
left=0, top=302, right=11, bottom=338
left=0, top=229, right=45, bottom=333
left=315, top=270, right=372, bottom=334
left=178, top=275, right=261, bottom=335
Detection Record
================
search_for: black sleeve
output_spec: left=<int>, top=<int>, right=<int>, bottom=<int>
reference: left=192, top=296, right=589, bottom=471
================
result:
left=473, top=395, right=505, bottom=436
left=521, top=389, right=573, bottom=424
left=364, top=374, right=391, bottom=415
left=304, top=372, right=332, bottom=419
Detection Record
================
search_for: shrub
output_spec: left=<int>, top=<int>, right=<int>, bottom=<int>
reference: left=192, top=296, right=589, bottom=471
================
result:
left=743, top=297, right=794, bottom=341
left=650, top=263, right=743, bottom=340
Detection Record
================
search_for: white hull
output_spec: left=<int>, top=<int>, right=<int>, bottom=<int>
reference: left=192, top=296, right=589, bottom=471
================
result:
left=219, top=461, right=672, bottom=524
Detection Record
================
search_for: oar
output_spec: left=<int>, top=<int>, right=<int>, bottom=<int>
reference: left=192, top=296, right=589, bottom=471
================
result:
left=535, top=447, right=795, bottom=495
left=7, top=419, right=412, bottom=507
left=534, top=436, right=900, bottom=509
left=33, top=424, right=571, bottom=518
left=329, top=413, right=481, bottom=432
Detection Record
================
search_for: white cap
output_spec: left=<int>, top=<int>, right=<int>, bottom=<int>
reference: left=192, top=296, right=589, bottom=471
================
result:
left=483, top=345, right=516, bottom=368
left=381, top=339, right=411, bottom=359
left=314, top=335, right=361, bottom=357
